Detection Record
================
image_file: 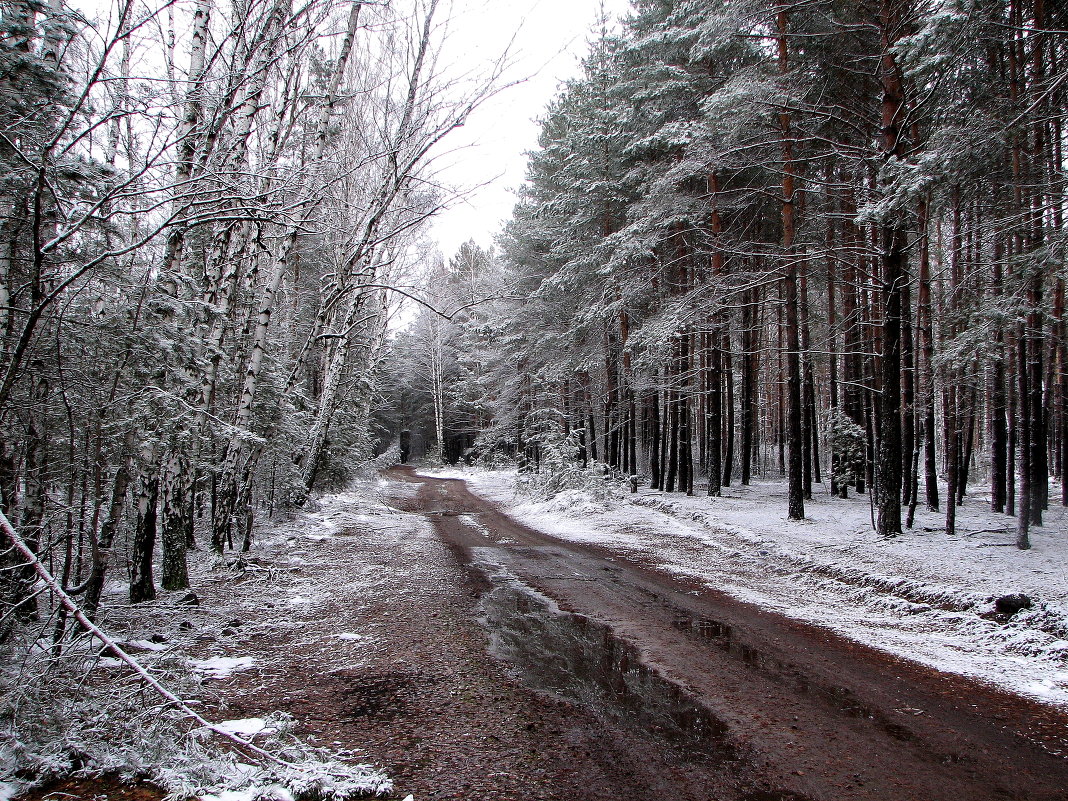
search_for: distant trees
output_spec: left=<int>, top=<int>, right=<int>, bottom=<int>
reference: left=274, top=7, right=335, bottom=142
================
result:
left=443, top=0, right=1066, bottom=543
left=378, top=241, right=497, bottom=464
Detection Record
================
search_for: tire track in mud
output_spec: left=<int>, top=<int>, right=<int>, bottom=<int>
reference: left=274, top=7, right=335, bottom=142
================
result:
left=388, top=466, right=1068, bottom=801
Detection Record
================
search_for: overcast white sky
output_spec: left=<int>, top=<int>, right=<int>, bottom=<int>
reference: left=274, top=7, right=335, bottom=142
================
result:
left=428, top=0, right=632, bottom=259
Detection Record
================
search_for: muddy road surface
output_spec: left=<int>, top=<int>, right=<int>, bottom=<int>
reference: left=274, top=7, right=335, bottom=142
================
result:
left=387, top=466, right=1068, bottom=801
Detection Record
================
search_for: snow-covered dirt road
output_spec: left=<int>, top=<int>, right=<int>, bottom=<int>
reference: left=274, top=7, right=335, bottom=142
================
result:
left=390, top=466, right=1068, bottom=801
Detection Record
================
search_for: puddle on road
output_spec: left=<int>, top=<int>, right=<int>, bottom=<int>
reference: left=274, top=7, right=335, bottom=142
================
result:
left=671, top=614, right=790, bottom=674
left=472, top=575, right=832, bottom=800
left=479, top=575, right=733, bottom=759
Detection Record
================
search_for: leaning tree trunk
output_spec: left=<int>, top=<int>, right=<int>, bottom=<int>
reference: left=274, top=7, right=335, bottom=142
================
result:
left=212, top=2, right=365, bottom=546
left=298, top=277, right=382, bottom=496
left=161, top=0, right=294, bottom=556
left=83, top=436, right=135, bottom=618
left=296, top=0, right=441, bottom=497
left=160, top=0, right=215, bottom=284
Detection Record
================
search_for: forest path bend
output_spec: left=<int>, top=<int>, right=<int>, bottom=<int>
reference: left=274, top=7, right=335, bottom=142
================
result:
left=387, top=465, right=1068, bottom=801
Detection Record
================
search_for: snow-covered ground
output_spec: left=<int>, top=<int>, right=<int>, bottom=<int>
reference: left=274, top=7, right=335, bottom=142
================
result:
left=424, top=466, right=1068, bottom=708
left=1, top=483, right=406, bottom=801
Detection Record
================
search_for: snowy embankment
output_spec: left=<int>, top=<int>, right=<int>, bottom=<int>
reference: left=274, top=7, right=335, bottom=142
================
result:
left=425, top=466, right=1068, bottom=708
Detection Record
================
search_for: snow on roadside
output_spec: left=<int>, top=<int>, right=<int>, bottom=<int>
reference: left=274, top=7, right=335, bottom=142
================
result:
left=199, top=791, right=285, bottom=801
left=192, top=656, right=256, bottom=679
left=443, top=466, right=1068, bottom=708
left=212, top=718, right=275, bottom=738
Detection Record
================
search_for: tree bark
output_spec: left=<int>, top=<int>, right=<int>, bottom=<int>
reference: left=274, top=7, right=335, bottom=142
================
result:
left=777, top=6, right=804, bottom=520
left=129, top=475, right=158, bottom=603
left=875, top=0, right=907, bottom=538
left=722, top=348, right=735, bottom=487
left=83, top=437, right=135, bottom=618
left=916, top=199, right=939, bottom=511
left=159, top=450, right=189, bottom=590
left=741, top=285, right=758, bottom=486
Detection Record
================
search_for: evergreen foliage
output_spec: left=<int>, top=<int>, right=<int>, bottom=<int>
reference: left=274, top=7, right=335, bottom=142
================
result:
left=419, top=0, right=1068, bottom=542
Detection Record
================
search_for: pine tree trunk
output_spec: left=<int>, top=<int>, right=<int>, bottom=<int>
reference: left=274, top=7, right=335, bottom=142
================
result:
left=827, top=221, right=840, bottom=498
left=991, top=240, right=1008, bottom=512
left=776, top=5, right=803, bottom=520
left=1007, top=324, right=1018, bottom=517
left=706, top=173, right=725, bottom=495
left=1026, top=272, right=1044, bottom=527
left=1057, top=277, right=1068, bottom=506
left=900, top=275, right=915, bottom=507
left=723, top=345, right=735, bottom=487
left=681, top=334, right=694, bottom=496
left=800, top=269, right=814, bottom=500
left=740, top=287, right=757, bottom=486
left=1031, top=0, right=1049, bottom=519
left=917, top=200, right=939, bottom=511
left=875, top=0, right=907, bottom=537
left=1008, top=0, right=1030, bottom=544
left=707, top=333, right=722, bottom=496
left=842, top=194, right=865, bottom=496
left=659, top=388, right=669, bottom=486
left=783, top=272, right=804, bottom=519
left=945, top=386, right=959, bottom=537
left=665, top=382, right=679, bottom=493
left=877, top=224, right=905, bottom=537
left=943, top=192, right=963, bottom=536
left=649, top=390, right=661, bottom=489
left=958, top=390, right=977, bottom=505
left=1017, top=326, right=1031, bottom=548
left=778, top=292, right=786, bottom=479
left=623, top=393, right=632, bottom=480
left=906, top=418, right=922, bottom=528
left=587, top=375, right=598, bottom=463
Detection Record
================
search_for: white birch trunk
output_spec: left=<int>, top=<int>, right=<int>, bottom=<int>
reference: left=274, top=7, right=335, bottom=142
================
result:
left=294, top=0, right=441, bottom=493
left=212, top=2, right=363, bottom=546
left=161, top=0, right=214, bottom=285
